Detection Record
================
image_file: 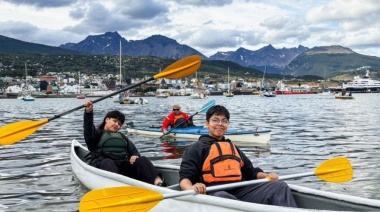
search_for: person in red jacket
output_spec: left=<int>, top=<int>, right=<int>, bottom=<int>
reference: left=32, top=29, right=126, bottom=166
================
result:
left=161, top=104, right=193, bottom=134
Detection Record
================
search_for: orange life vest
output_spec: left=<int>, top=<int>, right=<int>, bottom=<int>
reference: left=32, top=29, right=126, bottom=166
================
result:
left=172, top=115, right=186, bottom=126
left=202, top=141, right=244, bottom=183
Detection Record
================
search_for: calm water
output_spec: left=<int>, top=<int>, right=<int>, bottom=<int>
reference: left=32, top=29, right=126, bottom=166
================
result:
left=0, top=94, right=380, bottom=211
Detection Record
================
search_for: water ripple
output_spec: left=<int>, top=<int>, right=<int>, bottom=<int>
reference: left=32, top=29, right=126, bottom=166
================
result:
left=0, top=94, right=379, bottom=211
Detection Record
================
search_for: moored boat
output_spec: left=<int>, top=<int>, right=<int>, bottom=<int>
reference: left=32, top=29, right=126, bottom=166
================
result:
left=127, top=125, right=271, bottom=144
left=119, top=97, right=149, bottom=104
left=342, top=70, right=380, bottom=92
left=76, top=93, right=86, bottom=99
left=335, top=95, right=354, bottom=100
left=261, top=91, right=276, bottom=97
left=276, top=80, right=315, bottom=95
left=189, top=91, right=207, bottom=99
left=156, top=92, right=169, bottom=98
left=319, top=88, right=334, bottom=95
left=72, top=140, right=380, bottom=212
left=23, top=94, right=35, bottom=101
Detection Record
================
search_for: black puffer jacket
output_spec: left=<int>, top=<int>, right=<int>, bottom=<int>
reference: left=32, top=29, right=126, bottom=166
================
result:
left=83, top=111, right=140, bottom=162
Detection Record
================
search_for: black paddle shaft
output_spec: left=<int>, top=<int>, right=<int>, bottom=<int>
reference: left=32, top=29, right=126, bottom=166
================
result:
left=160, top=112, right=198, bottom=138
left=48, top=77, right=154, bottom=122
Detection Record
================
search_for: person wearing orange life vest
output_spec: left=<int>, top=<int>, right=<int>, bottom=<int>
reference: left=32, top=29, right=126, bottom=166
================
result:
left=179, top=105, right=297, bottom=207
left=161, top=104, right=193, bottom=134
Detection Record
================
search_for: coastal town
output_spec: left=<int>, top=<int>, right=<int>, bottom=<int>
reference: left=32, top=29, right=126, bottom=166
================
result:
left=0, top=71, right=317, bottom=98
left=1, top=66, right=379, bottom=99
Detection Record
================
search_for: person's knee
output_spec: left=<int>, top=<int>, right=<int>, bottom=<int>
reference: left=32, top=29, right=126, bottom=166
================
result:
left=210, top=191, right=238, bottom=200
left=135, top=156, right=149, bottom=164
left=98, top=158, right=118, bottom=173
left=273, top=181, right=291, bottom=191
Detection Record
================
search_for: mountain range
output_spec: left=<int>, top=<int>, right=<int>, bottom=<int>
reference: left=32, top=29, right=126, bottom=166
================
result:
left=1, top=32, right=380, bottom=79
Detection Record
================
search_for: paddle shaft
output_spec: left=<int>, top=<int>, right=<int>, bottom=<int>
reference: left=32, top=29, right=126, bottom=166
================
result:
left=165, top=166, right=349, bottom=199
left=160, top=112, right=198, bottom=138
left=160, top=99, right=216, bottom=138
left=162, top=172, right=315, bottom=199
left=48, top=77, right=153, bottom=122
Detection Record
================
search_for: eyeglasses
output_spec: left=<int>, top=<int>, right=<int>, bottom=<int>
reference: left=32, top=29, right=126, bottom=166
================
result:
left=173, top=109, right=180, bottom=111
left=210, top=118, right=229, bottom=125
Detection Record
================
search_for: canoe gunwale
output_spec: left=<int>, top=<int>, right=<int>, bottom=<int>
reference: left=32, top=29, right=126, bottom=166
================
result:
left=127, top=126, right=271, bottom=144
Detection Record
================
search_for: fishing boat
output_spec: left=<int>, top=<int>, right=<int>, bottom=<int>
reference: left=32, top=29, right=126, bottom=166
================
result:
left=127, top=125, right=271, bottom=144
left=72, top=140, right=380, bottom=212
left=276, top=81, right=314, bottom=95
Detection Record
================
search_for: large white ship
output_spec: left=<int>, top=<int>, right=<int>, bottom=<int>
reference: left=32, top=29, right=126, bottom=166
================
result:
left=342, top=70, right=380, bottom=92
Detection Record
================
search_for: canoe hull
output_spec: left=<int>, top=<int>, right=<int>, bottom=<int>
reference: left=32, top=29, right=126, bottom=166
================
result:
left=127, top=126, right=271, bottom=145
left=71, top=140, right=380, bottom=211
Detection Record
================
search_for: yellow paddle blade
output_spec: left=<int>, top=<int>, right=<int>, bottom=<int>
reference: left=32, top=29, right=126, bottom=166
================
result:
left=154, top=55, right=201, bottom=79
left=0, top=119, right=49, bottom=145
left=80, top=186, right=163, bottom=212
left=314, top=157, right=353, bottom=182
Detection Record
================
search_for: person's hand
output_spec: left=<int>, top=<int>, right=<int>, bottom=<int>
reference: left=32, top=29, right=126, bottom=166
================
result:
left=84, top=100, right=93, bottom=113
left=129, top=155, right=139, bottom=165
left=163, top=130, right=168, bottom=135
left=192, top=182, right=206, bottom=194
left=265, top=173, right=279, bottom=182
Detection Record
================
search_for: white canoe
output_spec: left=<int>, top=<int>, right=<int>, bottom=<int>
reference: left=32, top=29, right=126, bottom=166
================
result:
left=127, top=126, right=271, bottom=145
left=71, top=140, right=380, bottom=211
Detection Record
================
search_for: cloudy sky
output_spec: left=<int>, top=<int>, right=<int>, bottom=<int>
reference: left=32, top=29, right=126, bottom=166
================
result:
left=1, top=0, right=379, bottom=57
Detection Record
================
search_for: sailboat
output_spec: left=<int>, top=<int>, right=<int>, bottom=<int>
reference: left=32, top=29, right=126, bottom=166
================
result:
left=260, top=66, right=276, bottom=97
left=225, top=67, right=234, bottom=97
left=189, top=71, right=206, bottom=99
left=113, top=40, right=130, bottom=103
left=76, top=71, right=86, bottom=99
left=22, top=62, right=35, bottom=101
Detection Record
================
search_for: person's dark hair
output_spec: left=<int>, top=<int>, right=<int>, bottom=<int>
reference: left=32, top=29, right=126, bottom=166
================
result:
left=206, top=105, right=230, bottom=121
left=98, top=110, right=125, bottom=129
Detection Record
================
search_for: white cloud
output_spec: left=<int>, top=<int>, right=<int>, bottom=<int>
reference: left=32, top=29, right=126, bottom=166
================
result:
left=0, top=0, right=379, bottom=57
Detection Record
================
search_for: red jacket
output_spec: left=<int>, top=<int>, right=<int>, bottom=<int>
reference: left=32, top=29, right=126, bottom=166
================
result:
left=161, top=111, right=190, bottom=131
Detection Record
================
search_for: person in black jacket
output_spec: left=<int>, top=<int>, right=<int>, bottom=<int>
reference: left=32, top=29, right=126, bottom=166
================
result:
left=83, top=99, right=167, bottom=186
left=179, top=105, right=297, bottom=207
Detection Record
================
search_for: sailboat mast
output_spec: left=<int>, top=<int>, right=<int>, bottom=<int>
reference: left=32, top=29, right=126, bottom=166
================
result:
left=119, top=40, right=122, bottom=86
left=227, top=67, right=230, bottom=92
left=262, top=66, right=266, bottom=91
left=78, top=71, right=80, bottom=94
left=25, top=62, right=27, bottom=90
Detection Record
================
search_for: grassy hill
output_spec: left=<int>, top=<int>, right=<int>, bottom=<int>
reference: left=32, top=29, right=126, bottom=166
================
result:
left=0, top=35, right=81, bottom=55
left=286, top=47, right=380, bottom=79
